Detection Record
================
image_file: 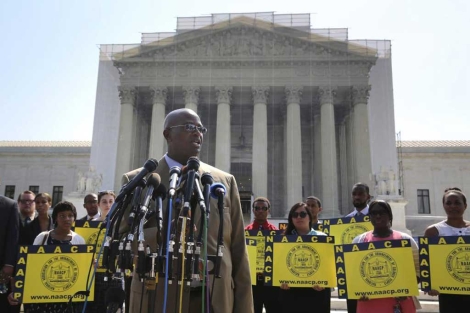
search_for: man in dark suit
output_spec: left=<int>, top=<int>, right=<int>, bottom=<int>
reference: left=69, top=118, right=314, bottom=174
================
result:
left=344, top=183, right=370, bottom=313
left=78, top=193, right=99, bottom=221
left=0, top=195, right=19, bottom=312
left=120, top=108, right=253, bottom=313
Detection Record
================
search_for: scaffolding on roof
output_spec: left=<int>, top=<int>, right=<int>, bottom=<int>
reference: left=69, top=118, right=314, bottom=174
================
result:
left=99, top=12, right=391, bottom=61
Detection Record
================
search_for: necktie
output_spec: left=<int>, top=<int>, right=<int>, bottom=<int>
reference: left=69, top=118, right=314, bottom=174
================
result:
left=356, top=212, right=363, bottom=217
left=24, top=217, right=31, bottom=226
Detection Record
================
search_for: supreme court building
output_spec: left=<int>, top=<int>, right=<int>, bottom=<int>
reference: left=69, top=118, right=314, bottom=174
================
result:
left=91, top=13, right=398, bottom=218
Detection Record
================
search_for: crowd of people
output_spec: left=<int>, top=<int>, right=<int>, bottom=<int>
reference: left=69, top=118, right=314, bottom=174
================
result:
left=0, top=108, right=468, bottom=313
left=245, top=186, right=469, bottom=313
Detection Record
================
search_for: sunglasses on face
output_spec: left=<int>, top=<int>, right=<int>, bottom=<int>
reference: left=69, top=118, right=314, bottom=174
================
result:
left=254, top=206, right=268, bottom=212
left=292, top=211, right=308, bottom=219
left=168, top=123, right=208, bottom=134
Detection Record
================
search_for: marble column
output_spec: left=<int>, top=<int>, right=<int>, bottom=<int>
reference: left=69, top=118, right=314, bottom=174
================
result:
left=339, top=119, right=349, bottom=215
left=114, top=86, right=136, bottom=191
left=319, top=86, right=339, bottom=217
left=285, top=86, right=303, bottom=213
left=251, top=86, right=269, bottom=198
left=148, top=87, right=167, bottom=159
left=215, top=86, right=232, bottom=173
left=182, top=86, right=200, bottom=113
left=345, top=113, right=355, bottom=198
left=313, top=114, right=322, bottom=199
left=351, top=85, right=374, bottom=191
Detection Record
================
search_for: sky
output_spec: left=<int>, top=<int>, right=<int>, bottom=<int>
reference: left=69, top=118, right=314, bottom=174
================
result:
left=0, top=0, right=468, bottom=141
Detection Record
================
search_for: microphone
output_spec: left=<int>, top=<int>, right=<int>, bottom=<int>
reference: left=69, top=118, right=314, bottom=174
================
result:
left=210, top=182, right=226, bottom=278
left=140, top=173, right=161, bottom=212
left=201, top=172, right=213, bottom=214
left=183, top=157, right=200, bottom=210
left=127, top=178, right=147, bottom=228
left=210, top=182, right=226, bottom=199
left=168, top=166, right=181, bottom=197
left=115, top=158, right=158, bottom=202
left=105, top=287, right=125, bottom=313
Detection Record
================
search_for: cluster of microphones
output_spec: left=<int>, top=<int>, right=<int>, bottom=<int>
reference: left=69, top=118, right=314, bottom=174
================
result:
left=98, top=157, right=227, bottom=313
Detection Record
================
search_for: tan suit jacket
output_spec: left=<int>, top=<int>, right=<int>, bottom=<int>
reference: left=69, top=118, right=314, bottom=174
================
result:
left=121, top=157, right=253, bottom=313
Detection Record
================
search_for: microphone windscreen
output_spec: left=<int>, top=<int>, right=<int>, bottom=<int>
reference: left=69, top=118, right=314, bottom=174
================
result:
left=143, top=158, right=158, bottom=172
left=201, top=172, right=214, bottom=185
left=210, top=183, right=226, bottom=199
left=146, top=173, right=161, bottom=189
left=186, top=157, right=200, bottom=171
left=169, top=166, right=181, bottom=176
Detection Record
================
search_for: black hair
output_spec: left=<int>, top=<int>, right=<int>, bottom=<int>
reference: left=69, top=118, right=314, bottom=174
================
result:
left=306, top=196, right=322, bottom=208
left=52, top=201, right=77, bottom=226
left=442, top=188, right=467, bottom=206
left=352, top=183, right=370, bottom=195
left=252, top=197, right=271, bottom=209
left=369, top=200, right=393, bottom=226
left=284, top=202, right=313, bottom=235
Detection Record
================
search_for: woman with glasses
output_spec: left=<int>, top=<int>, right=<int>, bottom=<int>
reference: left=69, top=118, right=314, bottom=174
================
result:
left=97, top=190, right=115, bottom=221
left=423, top=188, right=470, bottom=312
left=280, top=202, right=330, bottom=313
left=8, top=201, right=85, bottom=312
left=352, top=200, right=420, bottom=313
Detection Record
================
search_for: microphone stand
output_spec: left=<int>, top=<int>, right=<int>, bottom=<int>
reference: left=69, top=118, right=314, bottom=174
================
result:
left=199, top=173, right=213, bottom=313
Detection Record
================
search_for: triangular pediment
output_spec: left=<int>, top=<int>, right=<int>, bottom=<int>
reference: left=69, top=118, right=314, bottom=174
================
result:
left=114, top=16, right=376, bottom=62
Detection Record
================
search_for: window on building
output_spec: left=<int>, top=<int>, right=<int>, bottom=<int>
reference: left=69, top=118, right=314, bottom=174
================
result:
left=52, top=186, right=63, bottom=207
left=417, top=189, right=431, bottom=214
left=4, top=186, right=15, bottom=199
left=29, top=186, right=39, bottom=195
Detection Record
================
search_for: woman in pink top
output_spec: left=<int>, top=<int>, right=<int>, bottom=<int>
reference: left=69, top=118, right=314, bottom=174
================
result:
left=352, top=200, right=420, bottom=313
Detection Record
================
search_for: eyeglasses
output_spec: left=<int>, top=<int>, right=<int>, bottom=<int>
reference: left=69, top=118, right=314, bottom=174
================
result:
left=85, top=200, right=98, bottom=204
left=292, top=211, right=308, bottom=219
left=254, top=206, right=268, bottom=212
left=19, top=200, right=34, bottom=205
left=168, top=124, right=207, bottom=134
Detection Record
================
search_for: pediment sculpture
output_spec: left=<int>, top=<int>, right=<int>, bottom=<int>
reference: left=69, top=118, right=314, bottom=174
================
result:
left=138, top=27, right=341, bottom=59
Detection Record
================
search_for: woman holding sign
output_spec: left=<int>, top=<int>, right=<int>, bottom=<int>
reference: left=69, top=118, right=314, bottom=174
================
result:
left=352, top=200, right=420, bottom=313
left=424, top=188, right=470, bottom=312
left=280, top=202, right=331, bottom=313
left=8, top=201, right=86, bottom=312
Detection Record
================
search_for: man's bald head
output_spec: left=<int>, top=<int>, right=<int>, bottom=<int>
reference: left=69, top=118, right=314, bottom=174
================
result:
left=164, top=108, right=200, bottom=130
left=163, top=108, right=204, bottom=165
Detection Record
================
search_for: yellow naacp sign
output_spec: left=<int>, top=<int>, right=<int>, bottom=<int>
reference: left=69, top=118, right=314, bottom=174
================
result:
left=263, top=235, right=336, bottom=288
left=245, top=230, right=282, bottom=285
left=73, top=220, right=106, bottom=272
left=321, top=216, right=372, bottom=244
left=418, top=236, right=470, bottom=295
left=335, top=239, right=419, bottom=299
left=246, top=239, right=257, bottom=284
left=13, top=245, right=95, bottom=303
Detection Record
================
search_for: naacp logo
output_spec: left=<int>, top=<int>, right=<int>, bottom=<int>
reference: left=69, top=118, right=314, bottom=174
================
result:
left=446, top=246, right=470, bottom=284
left=341, top=224, right=369, bottom=244
left=41, top=256, right=79, bottom=292
left=360, top=251, right=397, bottom=288
left=286, top=244, right=320, bottom=278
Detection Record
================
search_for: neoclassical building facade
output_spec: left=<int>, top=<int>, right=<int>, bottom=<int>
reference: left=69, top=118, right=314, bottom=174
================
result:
left=91, top=13, right=398, bottom=218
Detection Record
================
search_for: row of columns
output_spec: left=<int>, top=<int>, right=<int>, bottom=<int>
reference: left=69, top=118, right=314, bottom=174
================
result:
left=114, top=85, right=373, bottom=216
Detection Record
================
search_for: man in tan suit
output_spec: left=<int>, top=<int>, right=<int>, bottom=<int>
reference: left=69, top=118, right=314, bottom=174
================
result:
left=121, top=108, right=253, bottom=313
